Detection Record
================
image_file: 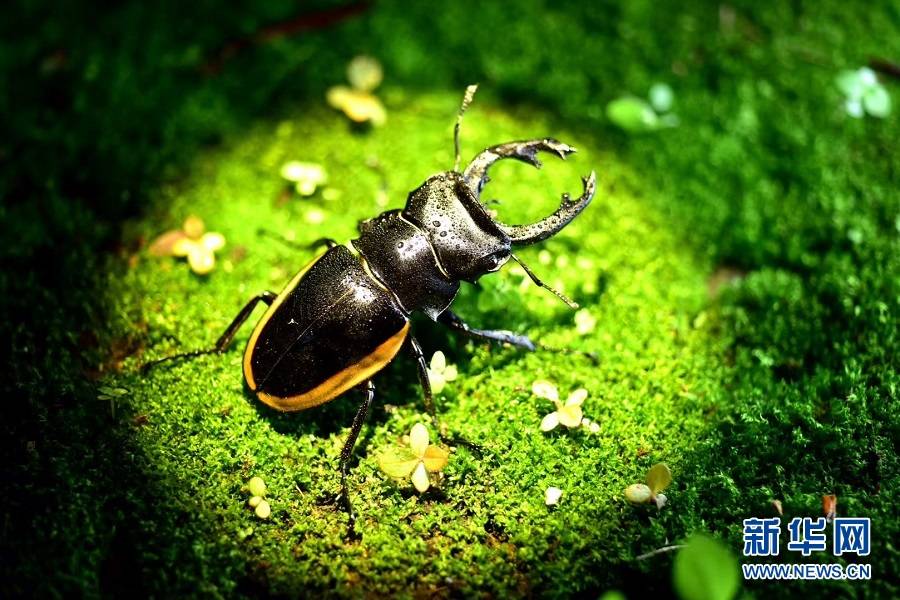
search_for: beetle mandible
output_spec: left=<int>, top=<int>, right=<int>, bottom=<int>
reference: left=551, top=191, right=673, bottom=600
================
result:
left=145, top=86, right=597, bottom=527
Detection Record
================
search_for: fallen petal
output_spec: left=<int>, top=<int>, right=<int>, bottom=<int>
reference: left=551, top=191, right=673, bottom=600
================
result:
left=377, top=447, right=420, bottom=479
left=625, top=483, right=652, bottom=504
left=411, top=462, right=430, bottom=493
left=347, top=55, right=383, bottom=92
left=422, top=445, right=449, bottom=472
left=201, top=232, right=225, bottom=252
left=557, top=404, right=583, bottom=428
left=566, top=388, right=588, bottom=407
left=532, top=380, right=559, bottom=402
left=430, top=351, right=446, bottom=372
left=545, top=486, right=563, bottom=506
left=188, top=246, right=216, bottom=275
left=540, top=412, right=560, bottom=432
left=410, top=423, right=430, bottom=457
left=183, top=215, right=205, bottom=239
left=149, top=230, right=187, bottom=257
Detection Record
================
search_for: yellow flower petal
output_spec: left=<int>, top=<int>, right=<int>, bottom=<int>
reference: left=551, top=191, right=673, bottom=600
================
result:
left=557, top=404, right=583, bottom=428
left=296, top=180, right=318, bottom=196
left=339, top=91, right=386, bottom=125
left=566, top=388, right=588, bottom=407
left=532, top=380, right=559, bottom=402
left=410, top=423, right=430, bottom=458
left=148, top=230, right=187, bottom=257
left=183, top=215, right=205, bottom=239
left=326, top=85, right=354, bottom=110
left=422, top=445, right=449, bottom=473
left=625, top=483, right=652, bottom=504
left=646, top=463, right=673, bottom=495
left=443, top=364, right=458, bottom=382
left=430, top=351, right=446, bottom=373
left=540, top=412, right=560, bottom=432
left=188, top=246, right=215, bottom=275
left=429, top=371, right=446, bottom=394
left=377, top=447, right=419, bottom=479
left=201, top=232, right=225, bottom=252
left=172, top=237, right=194, bottom=257
left=411, top=462, right=430, bottom=493
left=347, top=55, right=383, bottom=92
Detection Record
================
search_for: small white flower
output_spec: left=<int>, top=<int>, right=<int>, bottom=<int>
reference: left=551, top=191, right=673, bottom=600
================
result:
left=427, top=351, right=458, bottom=394
left=574, top=308, right=597, bottom=335
left=377, top=423, right=450, bottom=493
left=280, top=161, right=328, bottom=196
left=545, top=486, right=563, bottom=506
left=533, top=380, right=587, bottom=431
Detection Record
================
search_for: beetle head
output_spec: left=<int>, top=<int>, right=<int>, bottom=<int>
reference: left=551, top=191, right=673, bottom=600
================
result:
left=402, top=171, right=511, bottom=282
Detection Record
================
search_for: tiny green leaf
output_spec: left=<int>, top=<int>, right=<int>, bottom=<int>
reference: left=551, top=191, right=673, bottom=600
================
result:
left=646, top=462, right=672, bottom=494
left=377, top=447, right=419, bottom=479
left=607, top=97, right=658, bottom=132
left=673, top=535, right=740, bottom=600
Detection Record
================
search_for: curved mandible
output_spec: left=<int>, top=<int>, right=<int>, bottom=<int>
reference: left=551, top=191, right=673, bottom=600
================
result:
left=498, top=171, right=596, bottom=245
left=462, top=138, right=576, bottom=196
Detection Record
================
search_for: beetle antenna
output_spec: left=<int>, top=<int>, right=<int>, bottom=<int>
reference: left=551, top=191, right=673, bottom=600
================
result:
left=510, top=253, right=579, bottom=310
left=454, top=84, right=478, bottom=172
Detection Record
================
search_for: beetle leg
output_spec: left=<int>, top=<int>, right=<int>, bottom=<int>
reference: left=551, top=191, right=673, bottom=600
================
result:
left=439, top=309, right=599, bottom=364
left=406, top=335, right=485, bottom=455
left=257, top=228, right=338, bottom=250
left=332, top=379, right=376, bottom=538
left=438, top=310, right=537, bottom=351
left=462, top=138, right=577, bottom=196
left=141, top=291, right=277, bottom=372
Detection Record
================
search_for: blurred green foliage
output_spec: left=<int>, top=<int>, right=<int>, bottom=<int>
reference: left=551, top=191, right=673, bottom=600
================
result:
left=2, top=0, right=897, bottom=597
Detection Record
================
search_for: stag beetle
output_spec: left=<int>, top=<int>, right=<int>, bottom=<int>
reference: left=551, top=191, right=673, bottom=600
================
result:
left=145, top=87, right=596, bottom=528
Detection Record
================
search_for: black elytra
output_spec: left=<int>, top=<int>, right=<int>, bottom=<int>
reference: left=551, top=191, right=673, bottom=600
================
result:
left=144, top=87, right=597, bottom=532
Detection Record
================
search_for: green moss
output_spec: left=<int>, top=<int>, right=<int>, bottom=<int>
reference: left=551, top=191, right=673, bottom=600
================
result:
left=92, top=93, right=721, bottom=597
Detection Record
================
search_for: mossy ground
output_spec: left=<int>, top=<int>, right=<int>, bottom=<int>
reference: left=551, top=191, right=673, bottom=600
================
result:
left=102, top=94, right=725, bottom=596
left=3, top=1, right=898, bottom=598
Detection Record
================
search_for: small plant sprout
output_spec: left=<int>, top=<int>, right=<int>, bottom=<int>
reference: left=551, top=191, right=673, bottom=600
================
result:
left=280, top=161, right=328, bottom=196
left=378, top=423, right=449, bottom=493
left=836, top=67, right=891, bottom=118
left=607, top=82, right=678, bottom=133
left=96, top=385, right=129, bottom=418
left=426, top=351, right=458, bottom=394
left=545, top=486, right=563, bottom=507
left=245, top=476, right=271, bottom=520
left=533, top=380, right=588, bottom=431
left=149, top=215, right=225, bottom=275
left=326, top=55, right=387, bottom=126
left=625, top=463, right=672, bottom=509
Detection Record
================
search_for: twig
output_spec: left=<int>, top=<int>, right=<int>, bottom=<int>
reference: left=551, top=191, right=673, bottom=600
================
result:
left=869, top=58, right=900, bottom=82
left=203, top=2, right=371, bottom=74
left=636, top=544, right=686, bottom=561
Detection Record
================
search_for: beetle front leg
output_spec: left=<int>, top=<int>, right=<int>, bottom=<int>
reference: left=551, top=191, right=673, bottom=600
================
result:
left=439, top=310, right=598, bottom=363
left=462, top=138, right=576, bottom=196
left=437, top=310, right=537, bottom=351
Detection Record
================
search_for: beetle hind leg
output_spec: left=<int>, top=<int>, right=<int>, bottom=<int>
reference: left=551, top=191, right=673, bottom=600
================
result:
left=141, top=291, right=277, bottom=372
left=406, top=335, right=484, bottom=455
left=318, top=380, right=375, bottom=540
